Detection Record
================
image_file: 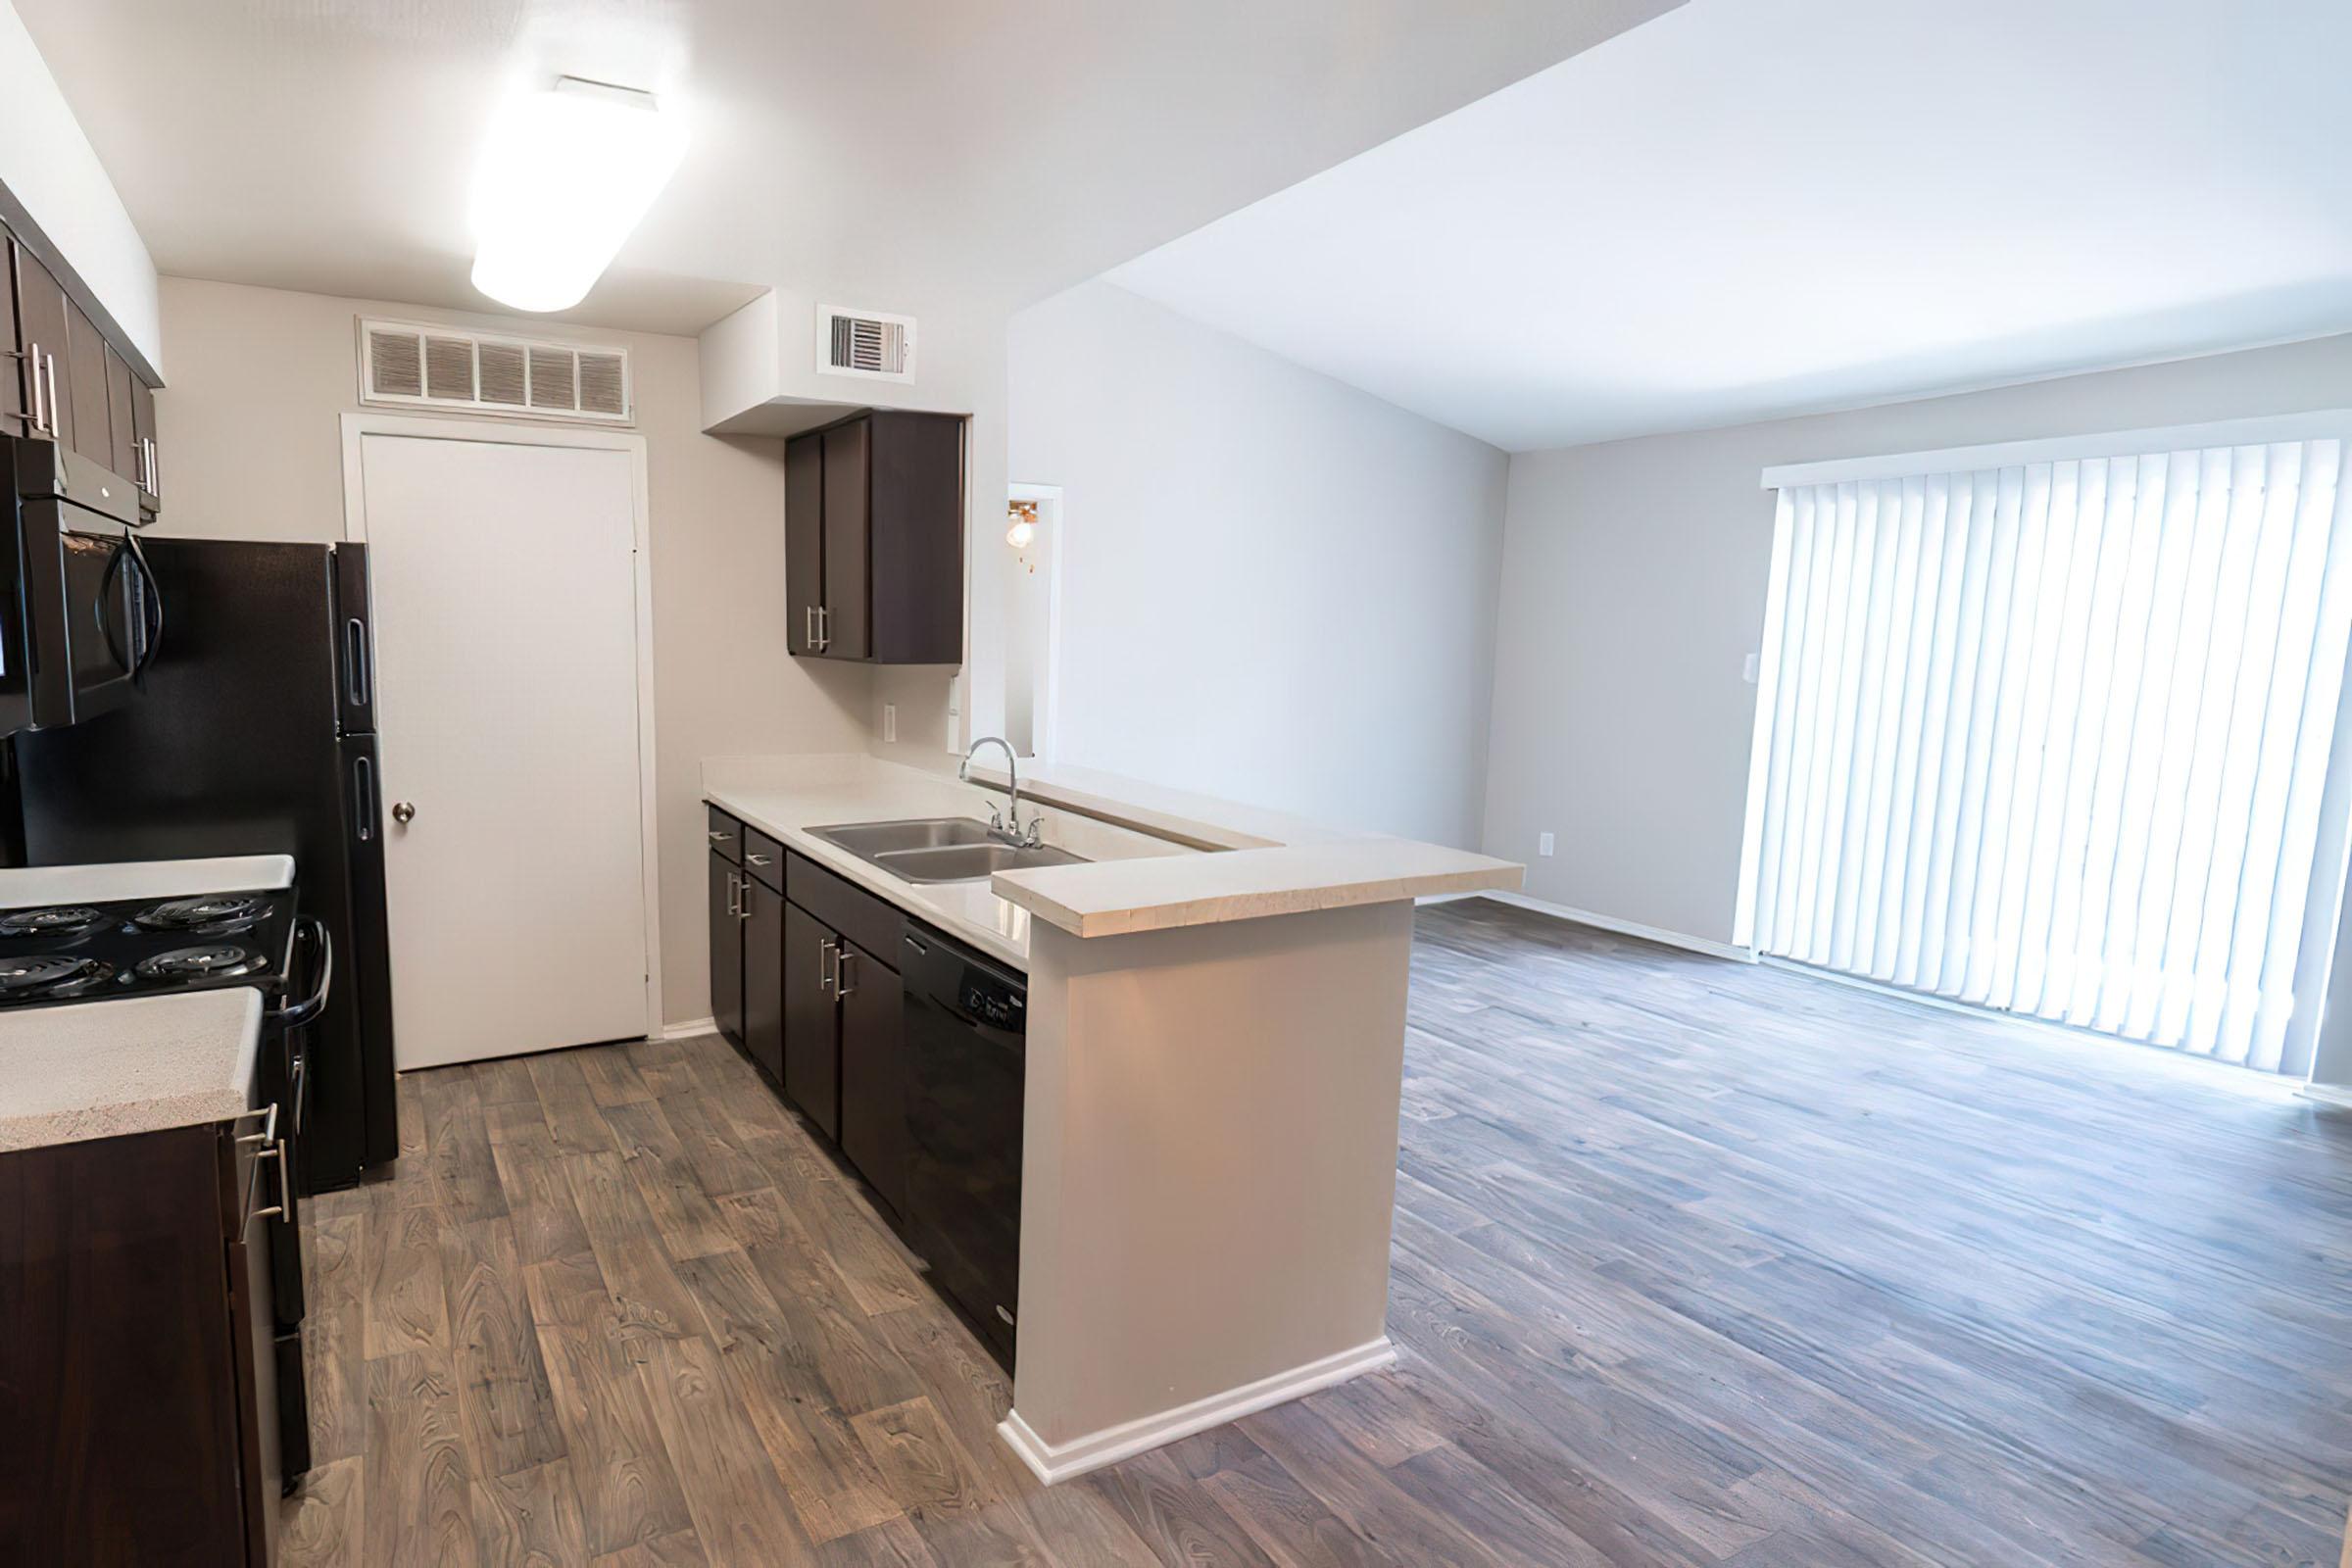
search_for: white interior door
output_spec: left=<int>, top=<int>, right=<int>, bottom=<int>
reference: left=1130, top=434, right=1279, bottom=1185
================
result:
left=357, top=429, right=652, bottom=1070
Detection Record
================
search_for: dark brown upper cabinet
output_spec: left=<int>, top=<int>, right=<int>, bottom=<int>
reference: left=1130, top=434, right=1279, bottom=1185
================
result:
left=104, top=343, right=137, bottom=484
left=11, top=237, right=72, bottom=450
left=65, top=298, right=113, bottom=471
left=3, top=220, right=164, bottom=510
left=130, top=375, right=160, bottom=511
left=0, top=240, right=22, bottom=436
left=785, top=409, right=963, bottom=664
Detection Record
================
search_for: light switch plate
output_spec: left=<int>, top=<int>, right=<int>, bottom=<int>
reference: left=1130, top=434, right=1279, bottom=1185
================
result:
left=1539, top=831, right=1555, bottom=857
left=883, top=704, right=898, bottom=743
left=1742, top=651, right=1761, bottom=684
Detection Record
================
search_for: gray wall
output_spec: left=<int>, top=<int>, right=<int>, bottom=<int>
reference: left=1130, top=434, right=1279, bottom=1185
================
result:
left=1486, top=331, right=2352, bottom=949
left=151, top=276, right=874, bottom=1026
left=1009, top=281, right=1508, bottom=848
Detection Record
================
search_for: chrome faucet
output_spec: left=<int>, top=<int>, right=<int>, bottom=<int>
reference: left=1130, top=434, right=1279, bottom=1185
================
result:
left=961, top=736, right=1043, bottom=848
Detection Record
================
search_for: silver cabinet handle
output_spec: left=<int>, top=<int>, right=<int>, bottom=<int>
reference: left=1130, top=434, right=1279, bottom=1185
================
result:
left=737, top=879, right=753, bottom=921
left=391, top=801, right=416, bottom=825
left=24, top=342, right=43, bottom=434
left=745, top=853, right=770, bottom=867
left=43, top=354, right=58, bottom=441
left=817, top=605, right=830, bottom=652
left=237, top=1102, right=281, bottom=1148
left=804, top=605, right=815, bottom=650
left=835, top=947, right=857, bottom=998
left=709, top=829, right=734, bottom=845
left=818, top=936, right=838, bottom=995
left=728, top=870, right=744, bottom=917
left=146, top=436, right=157, bottom=493
left=248, top=1140, right=289, bottom=1227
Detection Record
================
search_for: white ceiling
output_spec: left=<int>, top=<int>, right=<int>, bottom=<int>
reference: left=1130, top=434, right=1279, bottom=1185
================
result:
left=14, top=0, right=1676, bottom=336
left=1107, top=0, right=2352, bottom=452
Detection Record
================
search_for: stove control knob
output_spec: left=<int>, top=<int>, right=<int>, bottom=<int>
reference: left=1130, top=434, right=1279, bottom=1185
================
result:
left=391, top=801, right=416, bottom=825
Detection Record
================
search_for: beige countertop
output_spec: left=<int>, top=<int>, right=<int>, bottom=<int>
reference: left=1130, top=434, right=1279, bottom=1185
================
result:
left=703, top=754, right=1522, bottom=961
left=703, top=755, right=1191, bottom=968
left=0, top=988, right=264, bottom=1152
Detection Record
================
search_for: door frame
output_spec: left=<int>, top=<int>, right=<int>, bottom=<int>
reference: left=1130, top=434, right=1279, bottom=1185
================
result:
left=336, top=411, right=665, bottom=1043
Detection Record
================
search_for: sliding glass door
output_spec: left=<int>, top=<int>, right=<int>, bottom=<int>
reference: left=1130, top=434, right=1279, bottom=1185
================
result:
left=1740, top=428, right=2352, bottom=1072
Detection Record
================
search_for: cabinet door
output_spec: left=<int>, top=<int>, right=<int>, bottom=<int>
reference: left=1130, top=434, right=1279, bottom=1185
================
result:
left=820, top=417, right=870, bottom=660
left=785, top=430, right=823, bottom=656
left=0, top=238, right=23, bottom=434
left=225, top=1232, right=283, bottom=1568
left=130, top=376, right=159, bottom=509
left=782, top=901, right=841, bottom=1140
left=12, top=243, right=70, bottom=446
left=66, top=299, right=113, bottom=470
left=710, top=851, right=745, bottom=1044
left=836, top=940, right=906, bottom=1219
left=104, top=344, right=137, bottom=484
left=865, top=411, right=966, bottom=664
left=743, top=875, right=785, bottom=1083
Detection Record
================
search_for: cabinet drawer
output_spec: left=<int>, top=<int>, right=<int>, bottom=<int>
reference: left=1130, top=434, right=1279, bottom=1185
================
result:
left=706, top=805, right=743, bottom=864
left=742, top=827, right=786, bottom=892
left=786, top=849, right=903, bottom=970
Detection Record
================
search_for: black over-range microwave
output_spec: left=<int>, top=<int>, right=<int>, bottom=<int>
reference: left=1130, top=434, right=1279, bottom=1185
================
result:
left=0, top=437, right=157, bottom=737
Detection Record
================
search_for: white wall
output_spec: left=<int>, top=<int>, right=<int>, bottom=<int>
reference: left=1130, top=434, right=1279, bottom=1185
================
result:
left=152, top=276, right=873, bottom=1026
left=1009, top=281, right=1506, bottom=847
left=1487, top=331, right=2352, bottom=952
left=0, top=0, right=158, bottom=368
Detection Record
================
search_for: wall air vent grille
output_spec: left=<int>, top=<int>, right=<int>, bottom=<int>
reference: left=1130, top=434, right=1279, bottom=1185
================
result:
left=817, top=304, right=916, bottom=382
left=367, top=329, right=422, bottom=398
left=358, top=318, right=633, bottom=425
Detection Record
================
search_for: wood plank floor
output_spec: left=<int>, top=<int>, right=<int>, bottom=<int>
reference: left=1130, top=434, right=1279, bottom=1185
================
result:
left=281, top=899, right=2352, bottom=1566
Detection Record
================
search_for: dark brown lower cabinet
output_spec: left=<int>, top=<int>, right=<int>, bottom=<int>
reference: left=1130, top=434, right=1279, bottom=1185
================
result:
left=706, top=817, right=914, bottom=1222
left=743, top=873, right=786, bottom=1083
left=783, top=900, right=841, bottom=1139
left=836, top=938, right=906, bottom=1219
left=710, top=848, right=744, bottom=1044
left=0, top=1113, right=284, bottom=1565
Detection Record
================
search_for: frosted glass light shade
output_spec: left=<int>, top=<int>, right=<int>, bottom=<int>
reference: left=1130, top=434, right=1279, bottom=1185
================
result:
left=470, top=78, right=687, bottom=314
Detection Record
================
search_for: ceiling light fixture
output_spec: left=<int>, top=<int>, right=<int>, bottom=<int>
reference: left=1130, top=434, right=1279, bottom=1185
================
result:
left=470, top=75, right=687, bottom=314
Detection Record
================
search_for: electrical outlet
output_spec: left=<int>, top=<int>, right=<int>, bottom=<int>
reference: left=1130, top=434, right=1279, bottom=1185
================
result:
left=883, top=704, right=898, bottom=744
left=1742, top=651, right=1760, bottom=684
left=1539, top=831, right=1555, bottom=857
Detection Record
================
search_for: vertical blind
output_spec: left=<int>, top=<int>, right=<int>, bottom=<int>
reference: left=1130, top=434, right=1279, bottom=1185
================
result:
left=1745, top=435, right=2352, bottom=1073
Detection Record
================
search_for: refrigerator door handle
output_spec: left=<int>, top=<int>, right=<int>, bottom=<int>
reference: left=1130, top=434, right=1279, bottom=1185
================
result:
left=343, top=616, right=369, bottom=710
left=351, top=753, right=376, bottom=841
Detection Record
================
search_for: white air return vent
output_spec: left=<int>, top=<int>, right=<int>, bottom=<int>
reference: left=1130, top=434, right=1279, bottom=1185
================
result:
left=817, top=304, right=915, bottom=382
left=358, top=318, right=633, bottom=424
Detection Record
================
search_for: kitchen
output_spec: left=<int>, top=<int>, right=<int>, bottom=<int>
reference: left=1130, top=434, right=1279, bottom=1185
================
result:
left=7, top=4, right=2352, bottom=1567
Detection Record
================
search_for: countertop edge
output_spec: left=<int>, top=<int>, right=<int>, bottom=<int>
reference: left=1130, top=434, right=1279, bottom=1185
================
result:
left=0, top=987, right=266, bottom=1153
left=993, top=855, right=1525, bottom=939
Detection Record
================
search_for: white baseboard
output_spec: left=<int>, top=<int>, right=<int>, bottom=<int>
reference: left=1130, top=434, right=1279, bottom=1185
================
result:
left=1475, top=889, right=1756, bottom=963
left=2300, top=1080, right=2352, bottom=1111
left=997, top=1336, right=1397, bottom=1486
left=661, top=1015, right=718, bottom=1042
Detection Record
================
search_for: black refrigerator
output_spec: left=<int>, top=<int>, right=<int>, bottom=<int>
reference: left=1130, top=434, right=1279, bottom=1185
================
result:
left=11, top=539, right=397, bottom=1191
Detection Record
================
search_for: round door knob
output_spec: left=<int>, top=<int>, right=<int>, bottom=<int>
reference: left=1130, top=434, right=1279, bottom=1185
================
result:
left=391, top=801, right=416, bottom=825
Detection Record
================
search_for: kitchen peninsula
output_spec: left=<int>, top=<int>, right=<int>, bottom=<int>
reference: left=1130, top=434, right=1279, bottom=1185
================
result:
left=703, top=751, right=1521, bottom=1483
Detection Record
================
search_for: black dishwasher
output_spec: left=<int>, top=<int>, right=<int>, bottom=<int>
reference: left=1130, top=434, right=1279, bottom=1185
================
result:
left=901, top=922, right=1025, bottom=1370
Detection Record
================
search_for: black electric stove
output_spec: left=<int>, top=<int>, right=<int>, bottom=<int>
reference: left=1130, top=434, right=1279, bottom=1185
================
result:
left=0, top=888, right=300, bottom=1008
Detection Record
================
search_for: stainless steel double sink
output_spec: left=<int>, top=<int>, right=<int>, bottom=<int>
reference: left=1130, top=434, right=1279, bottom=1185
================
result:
left=808, top=816, right=1088, bottom=885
